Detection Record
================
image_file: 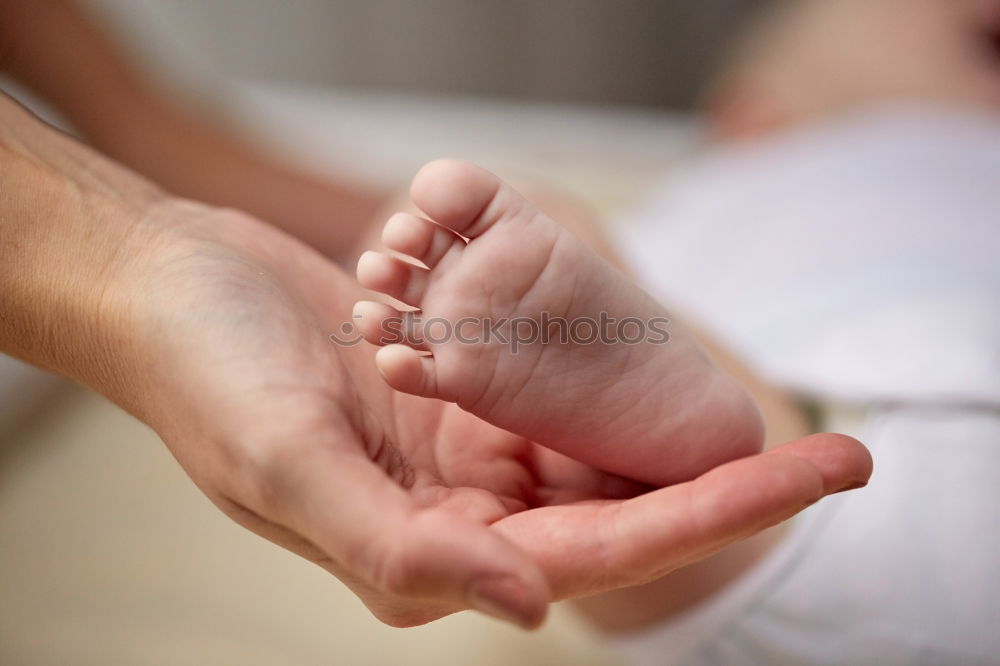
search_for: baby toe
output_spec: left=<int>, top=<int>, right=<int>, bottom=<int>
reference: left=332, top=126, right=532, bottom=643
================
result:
left=356, top=250, right=429, bottom=307
left=382, top=212, right=465, bottom=269
left=352, top=300, right=426, bottom=349
left=375, top=344, right=442, bottom=399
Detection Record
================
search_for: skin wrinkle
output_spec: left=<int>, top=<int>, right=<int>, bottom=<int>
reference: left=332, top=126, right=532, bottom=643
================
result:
left=513, top=244, right=659, bottom=441
left=590, top=500, right=634, bottom=590
left=453, top=322, right=500, bottom=415
left=388, top=389, right=443, bottom=488
left=468, top=223, right=567, bottom=418
left=421, top=202, right=539, bottom=406
left=542, top=332, right=664, bottom=449
left=637, top=355, right=718, bottom=436
left=504, top=442, right=546, bottom=510
left=581, top=348, right=655, bottom=442
left=2, top=154, right=152, bottom=413
left=216, top=491, right=334, bottom=567
left=501, top=213, right=565, bottom=316
left=230, top=416, right=337, bottom=510
left=497, top=341, right=547, bottom=418
left=466, top=218, right=560, bottom=326
left=463, top=176, right=519, bottom=239
left=367, top=425, right=418, bottom=489
left=631, top=479, right=769, bottom=585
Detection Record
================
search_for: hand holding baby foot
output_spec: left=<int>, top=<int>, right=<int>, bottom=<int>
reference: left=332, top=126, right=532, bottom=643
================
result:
left=3, top=84, right=874, bottom=634
left=356, top=160, right=763, bottom=486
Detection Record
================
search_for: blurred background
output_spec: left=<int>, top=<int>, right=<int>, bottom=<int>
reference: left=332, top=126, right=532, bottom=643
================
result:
left=0, top=1, right=760, bottom=664
left=85, top=0, right=763, bottom=108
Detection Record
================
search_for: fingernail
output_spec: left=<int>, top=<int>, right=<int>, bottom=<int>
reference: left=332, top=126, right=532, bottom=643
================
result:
left=834, top=480, right=869, bottom=494
left=468, top=576, right=544, bottom=629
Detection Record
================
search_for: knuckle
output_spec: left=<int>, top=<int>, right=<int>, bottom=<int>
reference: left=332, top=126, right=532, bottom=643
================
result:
left=373, top=546, right=423, bottom=597
left=219, top=428, right=323, bottom=515
left=236, top=437, right=303, bottom=503
left=223, top=406, right=354, bottom=509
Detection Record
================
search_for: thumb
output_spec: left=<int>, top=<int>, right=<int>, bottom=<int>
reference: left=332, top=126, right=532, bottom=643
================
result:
left=370, top=508, right=552, bottom=628
left=266, top=447, right=550, bottom=628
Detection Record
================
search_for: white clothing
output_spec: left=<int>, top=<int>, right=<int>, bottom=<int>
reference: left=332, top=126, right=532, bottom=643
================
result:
left=613, top=107, right=1000, bottom=665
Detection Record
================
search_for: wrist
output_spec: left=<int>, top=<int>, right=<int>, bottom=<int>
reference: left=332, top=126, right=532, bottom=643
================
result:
left=0, top=120, right=175, bottom=412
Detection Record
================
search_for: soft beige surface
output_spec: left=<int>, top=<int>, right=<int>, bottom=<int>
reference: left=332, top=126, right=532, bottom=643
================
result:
left=0, top=387, right=618, bottom=665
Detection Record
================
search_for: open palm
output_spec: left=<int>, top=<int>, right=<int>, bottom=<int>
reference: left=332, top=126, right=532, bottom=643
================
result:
left=123, top=202, right=871, bottom=628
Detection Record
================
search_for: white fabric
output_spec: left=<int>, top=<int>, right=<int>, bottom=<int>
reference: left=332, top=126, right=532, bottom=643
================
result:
left=623, top=106, right=1000, bottom=406
left=612, top=106, right=1000, bottom=665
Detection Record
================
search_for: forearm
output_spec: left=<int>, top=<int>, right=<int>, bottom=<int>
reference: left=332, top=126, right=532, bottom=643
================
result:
left=0, top=93, right=167, bottom=410
left=94, top=106, right=383, bottom=256
left=0, top=0, right=159, bottom=137
left=0, top=0, right=382, bottom=256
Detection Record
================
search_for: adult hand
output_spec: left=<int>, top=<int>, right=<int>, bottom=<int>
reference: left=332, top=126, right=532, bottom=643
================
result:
left=1, top=93, right=871, bottom=630
left=103, top=202, right=870, bottom=628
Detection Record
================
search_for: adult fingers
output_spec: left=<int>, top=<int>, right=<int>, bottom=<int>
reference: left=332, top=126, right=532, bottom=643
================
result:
left=240, top=426, right=551, bottom=629
left=495, top=433, right=872, bottom=598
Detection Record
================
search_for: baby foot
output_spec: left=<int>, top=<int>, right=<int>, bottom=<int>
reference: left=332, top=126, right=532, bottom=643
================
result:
left=354, top=160, right=762, bottom=486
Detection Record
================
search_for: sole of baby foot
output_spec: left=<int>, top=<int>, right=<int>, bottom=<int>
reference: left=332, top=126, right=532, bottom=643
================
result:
left=356, top=159, right=763, bottom=486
